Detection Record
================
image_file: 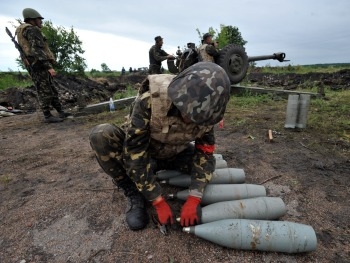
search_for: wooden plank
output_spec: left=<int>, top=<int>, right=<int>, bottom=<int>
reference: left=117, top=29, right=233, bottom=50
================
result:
left=76, top=96, right=136, bottom=116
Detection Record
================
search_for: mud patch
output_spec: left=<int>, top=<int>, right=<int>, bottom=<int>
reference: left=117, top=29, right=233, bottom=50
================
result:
left=32, top=213, right=120, bottom=262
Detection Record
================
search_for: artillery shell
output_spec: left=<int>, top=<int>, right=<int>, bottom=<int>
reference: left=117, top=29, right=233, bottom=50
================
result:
left=183, top=219, right=317, bottom=253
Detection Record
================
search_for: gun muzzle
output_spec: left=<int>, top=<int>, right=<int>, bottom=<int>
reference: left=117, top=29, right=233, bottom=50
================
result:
left=273, top=52, right=286, bottom=62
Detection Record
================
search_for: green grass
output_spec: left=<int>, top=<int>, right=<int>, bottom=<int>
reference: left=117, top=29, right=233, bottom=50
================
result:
left=86, top=71, right=122, bottom=78
left=84, top=86, right=349, bottom=161
left=0, top=72, right=32, bottom=90
left=0, top=175, right=13, bottom=187
left=308, top=89, right=350, bottom=141
left=113, top=85, right=138, bottom=99
left=83, top=107, right=131, bottom=127
left=225, top=88, right=350, bottom=144
left=225, top=92, right=278, bottom=129
left=230, top=92, right=274, bottom=107
left=253, top=63, right=350, bottom=74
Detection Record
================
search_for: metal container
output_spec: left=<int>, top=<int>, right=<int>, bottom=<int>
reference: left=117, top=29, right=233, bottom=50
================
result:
left=296, top=94, right=311, bottom=128
left=284, top=94, right=299, bottom=128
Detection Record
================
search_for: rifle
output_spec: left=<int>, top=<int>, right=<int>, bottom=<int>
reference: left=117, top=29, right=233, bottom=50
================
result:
left=5, top=26, right=31, bottom=70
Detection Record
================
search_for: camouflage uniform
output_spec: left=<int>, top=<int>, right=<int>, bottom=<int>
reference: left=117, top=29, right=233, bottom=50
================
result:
left=148, top=44, right=169, bottom=74
left=90, top=62, right=231, bottom=202
left=16, top=23, right=64, bottom=118
left=198, top=43, right=220, bottom=63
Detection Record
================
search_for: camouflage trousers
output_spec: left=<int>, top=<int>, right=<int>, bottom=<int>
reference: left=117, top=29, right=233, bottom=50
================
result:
left=89, top=123, right=194, bottom=200
left=148, top=64, right=162, bottom=75
left=30, top=65, right=63, bottom=115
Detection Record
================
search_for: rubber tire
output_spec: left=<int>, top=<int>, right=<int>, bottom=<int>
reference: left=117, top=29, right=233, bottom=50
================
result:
left=217, top=44, right=249, bottom=84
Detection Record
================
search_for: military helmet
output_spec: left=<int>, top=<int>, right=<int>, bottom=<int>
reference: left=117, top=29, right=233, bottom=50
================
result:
left=23, top=8, right=44, bottom=21
left=168, top=62, right=231, bottom=125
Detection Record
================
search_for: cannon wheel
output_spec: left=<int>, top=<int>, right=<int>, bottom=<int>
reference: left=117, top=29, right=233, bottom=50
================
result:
left=217, top=44, right=249, bottom=84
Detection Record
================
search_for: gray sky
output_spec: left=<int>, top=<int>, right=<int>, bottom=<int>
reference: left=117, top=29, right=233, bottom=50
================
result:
left=1, top=0, right=349, bottom=71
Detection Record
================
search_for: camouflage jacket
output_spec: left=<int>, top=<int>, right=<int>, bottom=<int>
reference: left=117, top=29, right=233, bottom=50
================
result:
left=15, top=23, right=55, bottom=69
left=149, top=44, right=169, bottom=66
left=148, top=74, right=214, bottom=158
left=123, top=90, right=216, bottom=201
left=198, top=43, right=220, bottom=62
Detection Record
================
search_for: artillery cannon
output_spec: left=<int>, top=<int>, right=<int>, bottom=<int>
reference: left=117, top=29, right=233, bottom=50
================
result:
left=168, top=43, right=288, bottom=84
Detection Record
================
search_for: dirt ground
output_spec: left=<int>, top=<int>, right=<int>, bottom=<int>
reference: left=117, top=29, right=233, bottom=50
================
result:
left=0, top=73, right=349, bottom=263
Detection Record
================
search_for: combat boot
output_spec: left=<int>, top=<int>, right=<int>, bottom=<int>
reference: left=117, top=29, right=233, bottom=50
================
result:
left=113, top=178, right=149, bottom=230
left=58, top=111, right=72, bottom=119
left=43, top=112, right=63, bottom=123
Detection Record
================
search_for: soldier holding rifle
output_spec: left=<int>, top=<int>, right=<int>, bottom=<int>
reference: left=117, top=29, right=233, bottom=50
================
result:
left=10, top=8, right=70, bottom=123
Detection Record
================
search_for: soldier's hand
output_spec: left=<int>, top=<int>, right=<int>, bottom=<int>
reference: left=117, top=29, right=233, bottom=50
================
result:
left=167, top=54, right=175, bottom=60
left=180, top=195, right=201, bottom=227
left=48, top=68, right=56, bottom=77
left=152, top=196, right=174, bottom=225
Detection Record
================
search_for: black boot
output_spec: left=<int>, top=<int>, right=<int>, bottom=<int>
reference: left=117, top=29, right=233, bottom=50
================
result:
left=43, top=111, right=63, bottom=123
left=113, top=178, right=149, bottom=230
left=58, top=111, right=72, bottom=119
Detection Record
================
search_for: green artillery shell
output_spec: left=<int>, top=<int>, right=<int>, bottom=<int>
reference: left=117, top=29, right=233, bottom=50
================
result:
left=201, top=197, right=286, bottom=223
left=183, top=219, right=317, bottom=253
left=170, top=184, right=266, bottom=205
left=161, top=168, right=245, bottom=187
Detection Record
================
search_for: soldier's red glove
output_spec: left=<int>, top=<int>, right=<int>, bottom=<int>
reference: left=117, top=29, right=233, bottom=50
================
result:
left=180, top=195, right=201, bottom=227
left=152, top=196, right=174, bottom=225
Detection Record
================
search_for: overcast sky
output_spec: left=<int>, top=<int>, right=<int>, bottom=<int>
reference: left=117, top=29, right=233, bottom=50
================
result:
left=1, top=0, right=349, bottom=72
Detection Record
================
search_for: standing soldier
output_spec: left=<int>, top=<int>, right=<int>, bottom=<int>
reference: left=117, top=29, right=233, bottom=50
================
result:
left=198, top=33, right=220, bottom=63
left=89, top=62, right=231, bottom=231
left=148, top=36, right=174, bottom=74
left=15, top=8, right=71, bottom=123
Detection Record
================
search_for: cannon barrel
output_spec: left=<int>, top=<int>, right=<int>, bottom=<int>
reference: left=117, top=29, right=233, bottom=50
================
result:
left=248, top=52, right=286, bottom=63
left=168, top=42, right=288, bottom=84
